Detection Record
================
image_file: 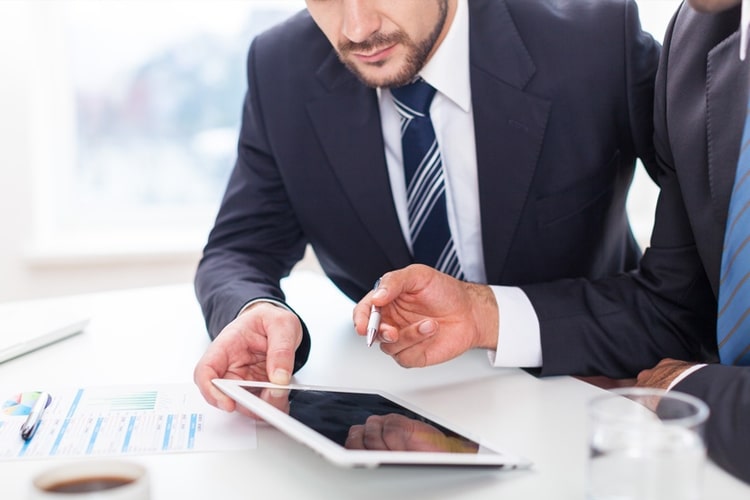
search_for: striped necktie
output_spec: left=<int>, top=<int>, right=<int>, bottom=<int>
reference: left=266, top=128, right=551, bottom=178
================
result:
left=717, top=97, right=750, bottom=365
left=391, top=79, right=464, bottom=279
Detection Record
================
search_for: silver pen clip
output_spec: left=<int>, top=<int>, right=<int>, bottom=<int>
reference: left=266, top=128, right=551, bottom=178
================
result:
left=741, top=0, right=750, bottom=61
left=366, top=278, right=382, bottom=347
left=20, top=391, right=51, bottom=441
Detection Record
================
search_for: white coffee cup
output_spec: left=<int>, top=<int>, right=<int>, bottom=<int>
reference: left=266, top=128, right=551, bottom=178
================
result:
left=29, top=460, right=150, bottom=499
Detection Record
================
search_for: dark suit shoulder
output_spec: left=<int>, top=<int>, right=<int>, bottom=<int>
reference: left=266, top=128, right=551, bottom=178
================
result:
left=246, top=9, right=336, bottom=85
left=670, top=3, right=741, bottom=53
left=253, top=10, right=326, bottom=55
left=503, top=0, right=637, bottom=33
left=494, top=0, right=658, bottom=84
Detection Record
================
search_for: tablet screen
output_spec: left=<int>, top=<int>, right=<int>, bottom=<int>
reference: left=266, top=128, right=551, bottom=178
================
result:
left=241, top=385, right=480, bottom=454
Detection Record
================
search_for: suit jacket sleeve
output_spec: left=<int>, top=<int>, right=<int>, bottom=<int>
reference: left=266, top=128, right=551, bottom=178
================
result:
left=519, top=8, right=717, bottom=378
left=194, top=37, right=311, bottom=370
left=674, top=365, right=750, bottom=484
left=624, top=0, right=661, bottom=183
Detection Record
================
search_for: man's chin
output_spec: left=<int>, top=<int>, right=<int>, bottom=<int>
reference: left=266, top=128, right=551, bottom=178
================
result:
left=342, top=59, right=417, bottom=89
left=687, top=0, right=741, bottom=13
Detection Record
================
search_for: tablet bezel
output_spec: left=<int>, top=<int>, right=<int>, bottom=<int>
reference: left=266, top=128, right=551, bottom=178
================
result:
left=212, top=379, right=532, bottom=469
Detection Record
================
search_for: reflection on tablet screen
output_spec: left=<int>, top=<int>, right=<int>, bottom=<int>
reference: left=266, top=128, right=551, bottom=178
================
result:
left=241, top=387, right=480, bottom=454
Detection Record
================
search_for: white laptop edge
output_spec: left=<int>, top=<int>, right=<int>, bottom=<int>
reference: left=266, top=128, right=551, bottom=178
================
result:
left=0, top=318, right=89, bottom=364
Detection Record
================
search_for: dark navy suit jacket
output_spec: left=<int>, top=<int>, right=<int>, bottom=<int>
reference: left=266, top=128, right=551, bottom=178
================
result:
left=195, top=0, right=659, bottom=370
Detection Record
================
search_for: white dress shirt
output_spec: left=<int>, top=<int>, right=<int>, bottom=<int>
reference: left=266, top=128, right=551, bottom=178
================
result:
left=377, top=0, right=542, bottom=368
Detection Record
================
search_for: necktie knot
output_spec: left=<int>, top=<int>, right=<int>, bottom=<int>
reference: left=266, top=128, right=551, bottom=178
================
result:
left=391, top=79, right=436, bottom=117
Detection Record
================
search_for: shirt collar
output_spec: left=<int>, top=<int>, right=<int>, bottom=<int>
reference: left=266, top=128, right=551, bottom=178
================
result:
left=420, top=0, right=471, bottom=112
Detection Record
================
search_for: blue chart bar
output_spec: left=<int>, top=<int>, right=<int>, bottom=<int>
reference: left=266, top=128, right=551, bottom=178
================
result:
left=87, top=418, right=103, bottom=454
left=50, top=389, right=85, bottom=456
left=162, top=415, right=174, bottom=451
left=122, top=416, right=136, bottom=453
left=188, top=414, right=197, bottom=449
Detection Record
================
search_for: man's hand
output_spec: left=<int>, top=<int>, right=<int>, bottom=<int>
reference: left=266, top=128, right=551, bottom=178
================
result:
left=352, top=264, right=499, bottom=368
left=636, top=358, right=697, bottom=391
left=344, top=414, right=478, bottom=453
left=193, top=302, right=302, bottom=412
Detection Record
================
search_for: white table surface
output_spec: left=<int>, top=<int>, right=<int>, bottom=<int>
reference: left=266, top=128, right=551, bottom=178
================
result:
left=0, top=271, right=747, bottom=499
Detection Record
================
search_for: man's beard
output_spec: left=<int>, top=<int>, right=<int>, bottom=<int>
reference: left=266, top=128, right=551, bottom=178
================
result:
left=335, top=1, right=449, bottom=88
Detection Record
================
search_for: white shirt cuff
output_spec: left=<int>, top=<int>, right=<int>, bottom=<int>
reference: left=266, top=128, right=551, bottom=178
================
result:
left=486, top=286, right=542, bottom=368
left=237, top=298, right=290, bottom=317
left=667, top=364, right=707, bottom=391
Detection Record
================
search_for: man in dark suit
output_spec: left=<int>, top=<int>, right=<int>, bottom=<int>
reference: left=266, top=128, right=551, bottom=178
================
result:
left=194, top=0, right=660, bottom=411
left=353, top=0, right=749, bottom=482
left=633, top=0, right=750, bottom=483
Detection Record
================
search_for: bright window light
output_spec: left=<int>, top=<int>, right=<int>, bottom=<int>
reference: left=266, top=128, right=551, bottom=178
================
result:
left=30, top=0, right=304, bottom=258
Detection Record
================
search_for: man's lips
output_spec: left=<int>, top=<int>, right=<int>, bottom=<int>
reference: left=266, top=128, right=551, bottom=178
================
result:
left=351, top=44, right=397, bottom=63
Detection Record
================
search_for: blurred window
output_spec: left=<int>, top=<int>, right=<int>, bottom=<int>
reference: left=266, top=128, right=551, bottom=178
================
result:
left=33, top=0, right=304, bottom=255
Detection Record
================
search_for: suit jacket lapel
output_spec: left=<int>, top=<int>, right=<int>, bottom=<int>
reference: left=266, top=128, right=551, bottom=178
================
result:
left=469, top=0, right=551, bottom=283
left=307, top=52, right=412, bottom=269
left=306, top=0, right=553, bottom=280
left=707, top=30, right=750, bottom=228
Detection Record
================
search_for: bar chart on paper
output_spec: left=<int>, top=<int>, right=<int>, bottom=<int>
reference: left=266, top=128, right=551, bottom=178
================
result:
left=0, top=384, right=256, bottom=460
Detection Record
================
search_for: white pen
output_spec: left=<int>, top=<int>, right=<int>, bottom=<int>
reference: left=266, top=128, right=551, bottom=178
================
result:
left=366, top=279, right=382, bottom=347
left=741, top=0, right=750, bottom=61
left=20, top=391, right=50, bottom=441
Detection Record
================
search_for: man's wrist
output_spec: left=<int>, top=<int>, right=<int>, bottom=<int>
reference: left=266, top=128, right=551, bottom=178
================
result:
left=237, top=297, right=291, bottom=317
left=467, top=283, right=499, bottom=350
left=237, top=297, right=311, bottom=374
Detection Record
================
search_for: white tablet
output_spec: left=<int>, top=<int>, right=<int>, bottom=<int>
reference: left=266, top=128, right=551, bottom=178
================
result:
left=212, top=379, right=532, bottom=469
